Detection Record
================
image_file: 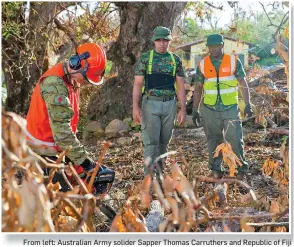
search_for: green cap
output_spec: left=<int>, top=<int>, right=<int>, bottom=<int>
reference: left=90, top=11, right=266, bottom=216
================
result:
left=206, top=34, right=224, bottom=46
left=152, top=26, right=172, bottom=41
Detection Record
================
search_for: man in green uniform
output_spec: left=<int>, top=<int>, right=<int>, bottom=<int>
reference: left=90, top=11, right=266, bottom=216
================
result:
left=192, top=34, right=253, bottom=179
left=133, top=26, right=186, bottom=173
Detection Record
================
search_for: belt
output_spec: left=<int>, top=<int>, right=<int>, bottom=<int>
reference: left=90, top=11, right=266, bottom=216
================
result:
left=143, top=95, right=175, bottom=102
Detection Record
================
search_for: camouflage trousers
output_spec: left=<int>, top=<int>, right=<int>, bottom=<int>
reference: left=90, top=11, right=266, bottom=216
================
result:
left=141, top=97, right=177, bottom=174
left=200, top=104, right=248, bottom=174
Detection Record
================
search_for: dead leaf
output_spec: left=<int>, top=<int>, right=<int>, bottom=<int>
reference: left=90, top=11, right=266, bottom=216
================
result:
left=269, top=200, right=280, bottom=214
left=214, top=142, right=242, bottom=177
left=240, top=192, right=252, bottom=204
left=140, top=174, right=151, bottom=209
left=223, top=224, right=231, bottom=232
left=240, top=217, right=254, bottom=232
left=18, top=180, right=37, bottom=226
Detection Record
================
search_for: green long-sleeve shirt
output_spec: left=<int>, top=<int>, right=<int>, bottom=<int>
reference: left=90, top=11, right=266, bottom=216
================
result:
left=39, top=76, right=89, bottom=164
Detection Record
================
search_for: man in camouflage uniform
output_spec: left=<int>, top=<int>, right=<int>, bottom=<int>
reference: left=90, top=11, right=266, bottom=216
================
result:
left=133, top=26, right=186, bottom=173
left=26, top=43, right=107, bottom=189
left=34, top=77, right=87, bottom=164
left=192, top=34, right=253, bottom=180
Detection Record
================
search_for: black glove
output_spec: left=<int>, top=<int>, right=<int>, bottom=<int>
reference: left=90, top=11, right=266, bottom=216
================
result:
left=244, top=104, right=254, bottom=118
left=192, top=108, right=202, bottom=126
left=81, top=158, right=96, bottom=172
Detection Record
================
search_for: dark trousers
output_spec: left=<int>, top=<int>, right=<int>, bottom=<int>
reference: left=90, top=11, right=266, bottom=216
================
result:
left=42, top=155, right=70, bottom=192
left=200, top=104, right=248, bottom=174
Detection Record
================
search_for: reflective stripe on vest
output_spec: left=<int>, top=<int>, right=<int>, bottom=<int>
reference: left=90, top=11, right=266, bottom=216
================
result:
left=204, top=87, right=238, bottom=95
left=142, top=50, right=177, bottom=93
left=199, top=54, right=239, bottom=106
left=25, top=129, right=57, bottom=147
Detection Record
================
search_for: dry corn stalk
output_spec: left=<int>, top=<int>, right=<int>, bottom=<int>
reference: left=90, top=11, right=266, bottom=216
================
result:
left=213, top=142, right=242, bottom=177
left=110, top=158, right=261, bottom=232
left=1, top=111, right=100, bottom=232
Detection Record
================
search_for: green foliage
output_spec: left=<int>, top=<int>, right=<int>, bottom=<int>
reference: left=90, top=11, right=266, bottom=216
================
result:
left=184, top=18, right=197, bottom=31
left=256, top=55, right=282, bottom=67
left=177, top=2, right=288, bottom=49
left=2, top=2, right=24, bottom=18
left=234, top=9, right=288, bottom=48
left=3, top=22, right=21, bottom=40
left=105, top=61, right=113, bottom=75
left=2, top=2, right=25, bottom=39
left=280, top=135, right=288, bottom=143
left=132, top=125, right=141, bottom=132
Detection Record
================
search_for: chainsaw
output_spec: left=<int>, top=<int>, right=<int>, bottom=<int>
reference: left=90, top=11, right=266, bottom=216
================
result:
left=42, top=155, right=117, bottom=222
left=68, top=164, right=115, bottom=196
left=68, top=164, right=117, bottom=222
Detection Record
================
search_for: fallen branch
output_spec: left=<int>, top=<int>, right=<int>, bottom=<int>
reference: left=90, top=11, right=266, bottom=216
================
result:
left=248, top=222, right=289, bottom=227
left=54, top=18, right=78, bottom=48
left=268, top=128, right=289, bottom=135
left=87, top=141, right=111, bottom=192
left=208, top=208, right=289, bottom=221
left=68, top=164, right=90, bottom=194
left=265, top=116, right=277, bottom=128
left=48, top=147, right=72, bottom=185
left=195, top=176, right=252, bottom=190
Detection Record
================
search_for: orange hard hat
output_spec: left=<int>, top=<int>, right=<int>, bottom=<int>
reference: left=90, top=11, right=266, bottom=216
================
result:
left=77, top=43, right=107, bottom=85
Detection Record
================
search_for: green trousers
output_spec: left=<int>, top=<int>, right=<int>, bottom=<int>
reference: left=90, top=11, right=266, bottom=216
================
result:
left=200, top=104, right=248, bottom=174
left=141, top=98, right=177, bottom=174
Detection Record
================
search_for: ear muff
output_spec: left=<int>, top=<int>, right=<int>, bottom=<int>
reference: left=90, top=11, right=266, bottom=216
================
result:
left=69, top=52, right=90, bottom=70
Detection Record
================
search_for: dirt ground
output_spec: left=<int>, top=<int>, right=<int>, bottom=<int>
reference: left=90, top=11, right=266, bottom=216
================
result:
left=84, top=124, right=289, bottom=232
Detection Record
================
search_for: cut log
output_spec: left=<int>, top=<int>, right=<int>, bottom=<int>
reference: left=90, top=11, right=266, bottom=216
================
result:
left=268, top=128, right=289, bottom=135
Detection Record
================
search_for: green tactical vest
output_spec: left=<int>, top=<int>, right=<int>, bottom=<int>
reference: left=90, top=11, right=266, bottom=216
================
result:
left=141, top=50, right=177, bottom=93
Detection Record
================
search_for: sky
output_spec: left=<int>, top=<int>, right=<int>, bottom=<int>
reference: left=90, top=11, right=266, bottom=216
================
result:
left=216, top=1, right=260, bottom=27
left=189, top=1, right=289, bottom=29
left=55, top=1, right=289, bottom=29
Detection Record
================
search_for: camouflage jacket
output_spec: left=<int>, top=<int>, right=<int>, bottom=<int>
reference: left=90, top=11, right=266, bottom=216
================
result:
left=135, top=50, right=185, bottom=96
left=40, top=76, right=89, bottom=164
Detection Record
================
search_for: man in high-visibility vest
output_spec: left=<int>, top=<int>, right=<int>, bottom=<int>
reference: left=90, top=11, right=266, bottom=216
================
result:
left=132, top=26, right=186, bottom=173
left=192, top=34, right=253, bottom=180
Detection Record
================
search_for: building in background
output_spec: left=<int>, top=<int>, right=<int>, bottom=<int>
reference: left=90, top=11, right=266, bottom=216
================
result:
left=176, top=36, right=254, bottom=70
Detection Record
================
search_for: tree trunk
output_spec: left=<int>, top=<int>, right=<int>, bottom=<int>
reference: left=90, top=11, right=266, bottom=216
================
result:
left=87, top=2, right=187, bottom=123
left=2, top=3, right=59, bottom=115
